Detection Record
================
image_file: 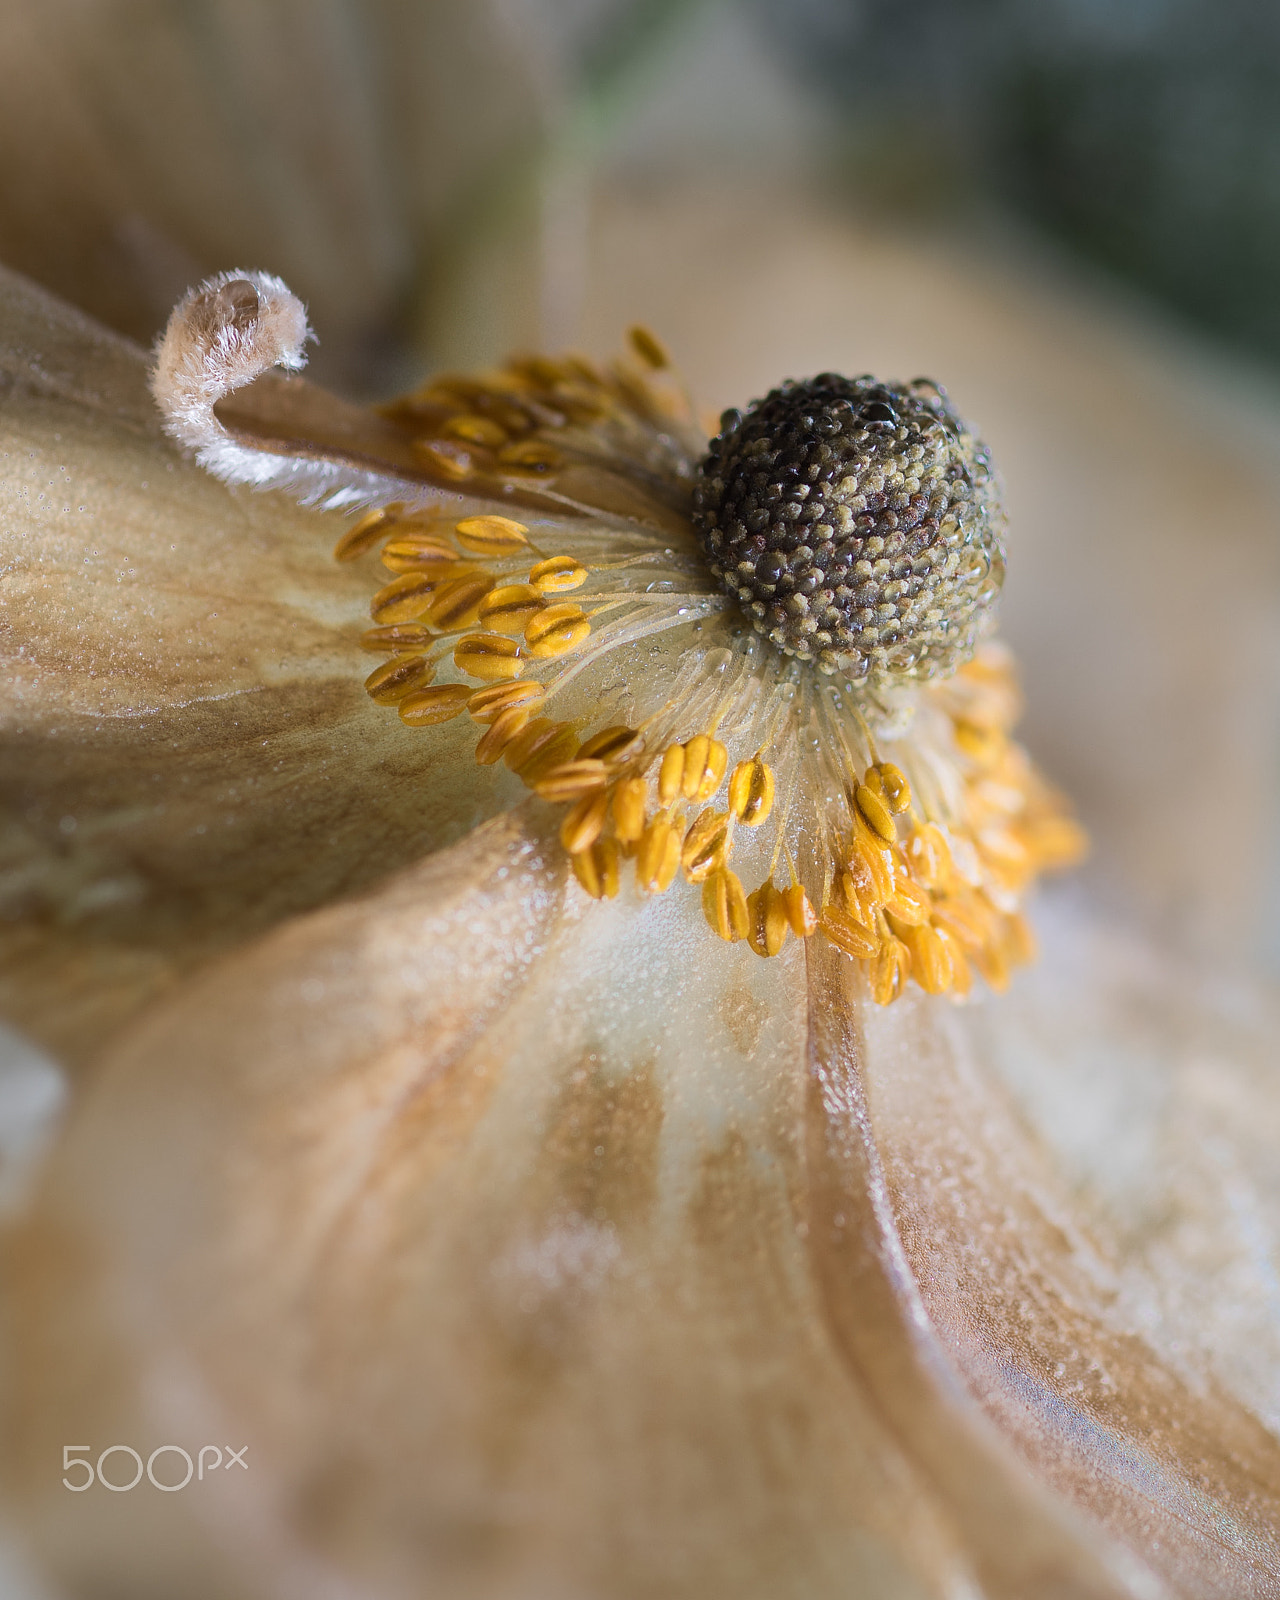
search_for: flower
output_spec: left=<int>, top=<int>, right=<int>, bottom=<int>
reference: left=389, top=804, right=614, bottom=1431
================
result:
left=5, top=260, right=1280, bottom=1600
left=147, top=268, right=1084, bottom=1004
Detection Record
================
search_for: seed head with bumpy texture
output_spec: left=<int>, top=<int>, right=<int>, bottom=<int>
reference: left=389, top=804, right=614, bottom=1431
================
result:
left=693, top=374, right=1006, bottom=681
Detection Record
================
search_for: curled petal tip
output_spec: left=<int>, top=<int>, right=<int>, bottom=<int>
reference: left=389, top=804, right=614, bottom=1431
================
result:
left=150, top=268, right=324, bottom=490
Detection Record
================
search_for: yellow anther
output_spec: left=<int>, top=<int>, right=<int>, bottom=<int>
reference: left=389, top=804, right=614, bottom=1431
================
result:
left=453, top=513, right=530, bottom=556
left=359, top=623, right=432, bottom=654
left=571, top=836, right=621, bottom=901
left=532, top=759, right=609, bottom=803
left=612, top=777, right=648, bottom=843
left=854, top=782, right=897, bottom=843
left=453, top=632, right=524, bottom=682
left=885, top=872, right=931, bottom=927
left=370, top=571, right=440, bottom=624
left=334, top=504, right=401, bottom=562
left=973, top=935, right=1010, bottom=994
left=870, top=937, right=911, bottom=1006
left=657, top=744, right=685, bottom=805
left=428, top=573, right=496, bottom=632
left=380, top=538, right=460, bottom=574
left=681, top=808, right=729, bottom=884
left=897, top=921, right=954, bottom=995
left=497, top=439, right=562, bottom=476
left=701, top=869, right=749, bottom=942
left=727, top=757, right=775, bottom=826
left=875, top=761, right=912, bottom=814
left=559, top=788, right=610, bottom=854
left=935, top=891, right=996, bottom=950
left=820, top=903, right=879, bottom=960
left=906, top=823, right=954, bottom=891
left=637, top=816, right=682, bottom=893
left=627, top=324, right=670, bottom=370
left=441, top=414, right=507, bottom=448
left=364, top=654, right=433, bottom=705
left=467, top=680, right=545, bottom=722
left=504, top=719, right=577, bottom=783
left=850, top=830, right=894, bottom=904
left=528, top=555, right=587, bottom=594
left=681, top=735, right=728, bottom=801
left=414, top=439, right=475, bottom=481
left=478, top=583, right=546, bottom=636
left=576, top=725, right=639, bottom=762
left=953, top=719, right=1004, bottom=766
left=747, top=881, right=790, bottom=958
left=780, top=883, right=817, bottom=938
left=398, top=684, right=472, bottom=726
left=837, top=867, right=876, bottom=924
left=524, top=604, right=590, bottom=658
left=936, top=927, right=972, bottom=998
left=474, top=704, right=530, bottom=765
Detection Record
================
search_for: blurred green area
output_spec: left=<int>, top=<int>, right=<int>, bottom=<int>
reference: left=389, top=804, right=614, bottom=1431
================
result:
left=756, top=0, right=1280, bottom=367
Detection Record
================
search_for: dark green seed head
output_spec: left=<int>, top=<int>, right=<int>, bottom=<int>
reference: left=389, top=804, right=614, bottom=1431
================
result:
left=692, top=374, right=1005, bottom=681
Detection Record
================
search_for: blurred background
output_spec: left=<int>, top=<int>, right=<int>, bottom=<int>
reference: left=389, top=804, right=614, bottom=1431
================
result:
left=3, top=0, right=1280, bottom=969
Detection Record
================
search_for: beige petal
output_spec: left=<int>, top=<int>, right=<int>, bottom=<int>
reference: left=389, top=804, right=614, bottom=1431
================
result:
left=11, top=803, right=1280, bottom=1597
left=0, top=265, right=501, bottom=1067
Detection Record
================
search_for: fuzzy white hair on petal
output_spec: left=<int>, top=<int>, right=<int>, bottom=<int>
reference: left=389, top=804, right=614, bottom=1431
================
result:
left=150, top=270, right=403, bottom=509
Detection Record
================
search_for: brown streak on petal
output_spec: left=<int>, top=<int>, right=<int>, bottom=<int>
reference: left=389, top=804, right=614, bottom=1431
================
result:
left=805, top=939, right=1150, bottom=1600
left=860, top=988, right=1280, bottom=1597
left=806, top=937, right=1280, bottom=1597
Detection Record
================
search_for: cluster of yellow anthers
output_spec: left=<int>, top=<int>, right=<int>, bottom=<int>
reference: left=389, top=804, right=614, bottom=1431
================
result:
left=337, top=502, right=1084, bottom=1004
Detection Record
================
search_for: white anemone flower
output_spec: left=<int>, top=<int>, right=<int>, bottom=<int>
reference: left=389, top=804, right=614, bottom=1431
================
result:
left=2, top=242, right=1279, bottom=1600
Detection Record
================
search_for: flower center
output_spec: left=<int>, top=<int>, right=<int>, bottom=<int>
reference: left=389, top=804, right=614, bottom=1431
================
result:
left=694, top=376, right=1005, bottom=680
left=328, top=342, right=1082, bottom=1003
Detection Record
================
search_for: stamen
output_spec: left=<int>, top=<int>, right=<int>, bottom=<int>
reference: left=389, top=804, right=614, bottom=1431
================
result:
left=475, top=706, right=531, bottom=764
left=627, top=325, right=670, bottom=370
left=380, top=538, right=461, bottom=574
left=728, top=758, right=775, bottom=827
left=467, top=681, right=546, bottom=721
left=360, top=624, right=432, bottom=654
left=611, top=778, right=648, bottom=843
left=680, top=735, right=728, bottom=802
left=559, top=790, right=611, bottom=854
left=452, top=633, right=524, bottom=681
left=571, top=837, right=621, bottom=900
left=820, top=903, right=879, bottom=960
left=504, top=721, right=578, bottom=782
left=576, top=726, right=641, bottom=762
left=702, top=869, right=749, bottom=942
left=370, top=573, right=440, bottom=623
left=533, top=761, right=611, bottom=803
left=681, top=809, right=730, bottom=884
left=478, top=584, right=546, bottom=635
left=398, top=685, right=472, bottom=725
left=780, top=883, right=818, bottom=938
left=335, top=506, right=400, bottom=561
left=428, top=574, right=495, bottom=631
left=637, top=817, right=682, bottom=893
left=854, top=780, right=897, bottom=844
left=747, top=881, right=790, bottom=958
left=525, top=605, right=590, bottom=658
left=529, top=556, right=587, bottom=593
left=364, top=656, right=433, bottom=704
left=455, top=515, right=532, bottom=557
